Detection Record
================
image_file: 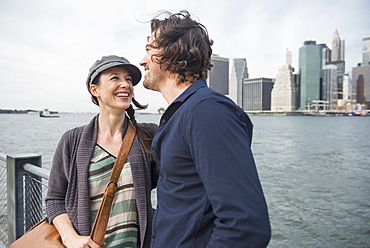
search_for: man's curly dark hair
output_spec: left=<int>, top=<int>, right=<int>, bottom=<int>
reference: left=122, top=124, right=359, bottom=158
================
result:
left=148, top=10, right=213, bottom=83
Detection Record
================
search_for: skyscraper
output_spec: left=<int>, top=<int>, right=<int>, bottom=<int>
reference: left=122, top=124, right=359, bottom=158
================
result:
left=319, top=30, right=347, bottom=110
left=299, top=41, right=323, bottom=110
left=271, top=49, right=298, bottom=111
left=363, top=36, right=370, bottom=65
left=342, top=73, right=353, bottom=102
left=353, top=66, right=370, bottom=109
left=331, top=30, right=345, bottom=62
left=242, top=78, right=274, bottom=111
left=330, top=30, right=346, bottom=102
left=353, top=36, right=370, bottom=109
left=207, top=54, right=229, bottom=95
left=322, top=64, right=338, bottom=108
left=229, top=58, right=248, bottom=106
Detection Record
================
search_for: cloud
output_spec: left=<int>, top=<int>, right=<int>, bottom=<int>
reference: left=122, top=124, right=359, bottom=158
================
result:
left=0, top=0, right=369, bottom=113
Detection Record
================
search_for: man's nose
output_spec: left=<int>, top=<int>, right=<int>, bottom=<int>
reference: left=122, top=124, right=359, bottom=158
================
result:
left=139, top=57, right=146, bottom=67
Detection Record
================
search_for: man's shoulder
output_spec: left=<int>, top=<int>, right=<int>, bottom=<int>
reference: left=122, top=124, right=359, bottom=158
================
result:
left=191, top=85, right=226, bottom=101
left=192, top=86, right=240, bottom=110
left=189, top=87, right=252, bottom=126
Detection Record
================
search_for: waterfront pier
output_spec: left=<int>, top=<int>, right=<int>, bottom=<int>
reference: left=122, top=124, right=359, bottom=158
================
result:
left=0, top=153, right=48, bottom=247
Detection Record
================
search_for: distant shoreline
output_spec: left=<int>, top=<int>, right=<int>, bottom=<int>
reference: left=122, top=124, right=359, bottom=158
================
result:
left=246, top=110, right=370, bottom=116
left=0, top=109, right=38, bottom=114
left=1, top=109, right=368, bottom=116
left=0, top=109, right=158, bottom=115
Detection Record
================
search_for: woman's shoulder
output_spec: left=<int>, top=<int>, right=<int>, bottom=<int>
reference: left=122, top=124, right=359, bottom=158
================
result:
left=64, top=124, right=86, bottom=136
left=58, top=124, right=88, bottom=147
left=62, top=115, right=97, bottom=140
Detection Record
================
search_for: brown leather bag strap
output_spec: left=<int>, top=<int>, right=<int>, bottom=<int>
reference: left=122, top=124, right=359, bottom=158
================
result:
left=90, top=122, right=136, bottom=245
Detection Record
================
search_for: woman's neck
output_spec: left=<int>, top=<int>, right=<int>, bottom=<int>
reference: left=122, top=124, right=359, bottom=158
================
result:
left=98, top=110, right=126, bottom=138
left=96, top=110, right=126, bottom=157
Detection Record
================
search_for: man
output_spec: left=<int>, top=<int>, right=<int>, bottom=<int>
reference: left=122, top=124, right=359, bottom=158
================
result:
left=140, top=10, right=271, bottom=247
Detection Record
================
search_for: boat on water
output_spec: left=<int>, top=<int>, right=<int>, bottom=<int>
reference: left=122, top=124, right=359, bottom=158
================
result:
left=39, top=109, right=60, bottom=118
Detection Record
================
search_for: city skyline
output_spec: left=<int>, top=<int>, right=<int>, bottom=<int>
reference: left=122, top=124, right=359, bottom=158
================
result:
left=0, top=0, right=369, bottom=113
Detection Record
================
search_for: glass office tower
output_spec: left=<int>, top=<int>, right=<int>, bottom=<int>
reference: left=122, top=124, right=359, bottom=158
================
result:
left=299, top=41, right=323, bottom=110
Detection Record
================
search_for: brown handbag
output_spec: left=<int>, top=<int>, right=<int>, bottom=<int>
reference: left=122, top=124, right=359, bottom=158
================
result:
left=9, top=123, right=136, bottom=247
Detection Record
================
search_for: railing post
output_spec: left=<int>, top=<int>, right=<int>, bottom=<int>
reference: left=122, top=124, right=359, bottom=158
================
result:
left=6, top=153, right=42, bottom=244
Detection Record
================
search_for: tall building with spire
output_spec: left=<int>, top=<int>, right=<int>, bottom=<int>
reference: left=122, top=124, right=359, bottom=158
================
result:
left=271, top=49, right=298, bottom=111
left=321, top=30, right=346, bottom=109
left=331, top=30, right=345, bottom=62
left=229, top=58, right=248, bottom=106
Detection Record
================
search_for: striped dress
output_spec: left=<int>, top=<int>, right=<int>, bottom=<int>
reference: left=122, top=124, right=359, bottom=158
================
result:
left=89, top=144, right=139, bottom=248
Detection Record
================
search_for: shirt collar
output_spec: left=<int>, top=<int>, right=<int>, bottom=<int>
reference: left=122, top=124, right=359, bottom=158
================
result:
left=159, top=79, right=207, bottom=125
left=173, top=79, right=207, bottom=104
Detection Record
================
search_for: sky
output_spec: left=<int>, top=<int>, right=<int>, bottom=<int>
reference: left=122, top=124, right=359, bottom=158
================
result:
left=0, top=0, right=369, bottom=113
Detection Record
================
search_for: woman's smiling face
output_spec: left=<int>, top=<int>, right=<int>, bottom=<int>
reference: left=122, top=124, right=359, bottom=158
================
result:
left=89, top=66, right=134, bottom=111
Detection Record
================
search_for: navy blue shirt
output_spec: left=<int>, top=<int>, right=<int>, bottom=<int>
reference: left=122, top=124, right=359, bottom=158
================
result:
left=151, top=80, right=271, bottom=247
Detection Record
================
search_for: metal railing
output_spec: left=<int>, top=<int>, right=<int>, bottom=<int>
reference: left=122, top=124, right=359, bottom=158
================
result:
left=1, top=152, right=159, bottom=247
left=1, top=153, right=49, bottom=247
left=0, top=154, right=8, bottom=248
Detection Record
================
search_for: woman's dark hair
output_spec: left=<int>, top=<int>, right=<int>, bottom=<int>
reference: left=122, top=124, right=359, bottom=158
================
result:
left=126, top=99, right=155, bottom=162
left=90, top=75, right=155, bottom=162
left=149, top=10, right=213, bottom=83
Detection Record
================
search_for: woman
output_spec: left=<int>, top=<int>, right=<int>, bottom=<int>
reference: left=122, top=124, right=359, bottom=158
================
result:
left=45, top=55, right=158, bottom=248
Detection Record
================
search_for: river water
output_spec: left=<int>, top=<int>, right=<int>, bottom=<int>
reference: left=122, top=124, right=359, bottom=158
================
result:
left=0, top=113, right=369, bottom=247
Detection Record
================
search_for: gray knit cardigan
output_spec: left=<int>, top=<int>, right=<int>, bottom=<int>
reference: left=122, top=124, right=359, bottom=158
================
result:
left=45, top=115, right=158, bottom=248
